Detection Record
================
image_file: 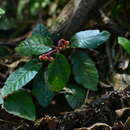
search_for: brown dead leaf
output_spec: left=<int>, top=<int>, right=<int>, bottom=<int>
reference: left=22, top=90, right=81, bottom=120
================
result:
left=74, top=123, right=112, bottom=130
left=112, top=73, right=130, bottom=91
left=124, top=117, right=130, bottom=130
left=116, top=108, right=130, bottom=118
left=0, top=56, right=31, bottom=72
left=35, top=116, right=58, bottom=130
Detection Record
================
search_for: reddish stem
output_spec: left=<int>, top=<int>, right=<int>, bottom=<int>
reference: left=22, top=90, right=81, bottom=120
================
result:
left=39, top=39, right=70, bottom=61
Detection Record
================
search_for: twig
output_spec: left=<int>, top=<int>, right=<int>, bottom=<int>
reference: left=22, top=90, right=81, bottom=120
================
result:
left=99, top=10, right=127, bottom=35
left=105, top=41, right=114, bottom=73
left=0, top=31, right=32, bottom=46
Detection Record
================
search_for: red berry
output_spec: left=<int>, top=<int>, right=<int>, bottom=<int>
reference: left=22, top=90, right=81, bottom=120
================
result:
left=39, top=55, right=48, bottom=60
left=64, top=41, right=70, bottom=45
left=48, top=56, right=54, bottom=61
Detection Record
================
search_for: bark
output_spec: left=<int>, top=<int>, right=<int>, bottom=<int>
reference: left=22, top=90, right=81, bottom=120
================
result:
left=51, top=0, right=107, bottom=40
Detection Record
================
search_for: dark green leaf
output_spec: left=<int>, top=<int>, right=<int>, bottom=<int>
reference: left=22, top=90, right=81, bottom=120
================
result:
left=15, top=34, right=53, bottom=56
left=71, top=50, right=98, bottom=91
left=0, top=94, right=3, bottom=104
left=65, top=84, right=86, bottom=109
left=32, top=71, right=55, bottom=107
left=32, top=24, right=51, bottom=37
left=47, top=54, right=71, bottom=92
left=70, top=30, right=110, bottom=49
left=3, top=90, right=36, bottom=121
left=1, top=60, right=42, bottom=97
left=118, top=37, right=130, bottom=54
left=0, top=8, right=5, bottom=15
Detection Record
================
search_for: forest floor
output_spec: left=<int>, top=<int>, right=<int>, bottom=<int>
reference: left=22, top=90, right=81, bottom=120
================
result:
left=1, top=0, right=130, bottom=130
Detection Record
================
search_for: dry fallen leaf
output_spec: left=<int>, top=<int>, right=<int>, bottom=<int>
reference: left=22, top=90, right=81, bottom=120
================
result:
left=124, top=117, right=130, bottom=130
left=116, top=108, right=130, bottom=118
left=112, top=73, right=130, bottom=91
left=74, top=123, right=112, bottom=130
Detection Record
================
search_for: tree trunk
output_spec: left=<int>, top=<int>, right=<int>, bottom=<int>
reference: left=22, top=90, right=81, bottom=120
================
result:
left=51, top=0, right=107, bottom=40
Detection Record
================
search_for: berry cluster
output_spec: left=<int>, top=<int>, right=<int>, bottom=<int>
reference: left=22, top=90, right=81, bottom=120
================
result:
left=39, top=39, right=70, bottom=61
left=57, top=39, right=70, bottom=49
